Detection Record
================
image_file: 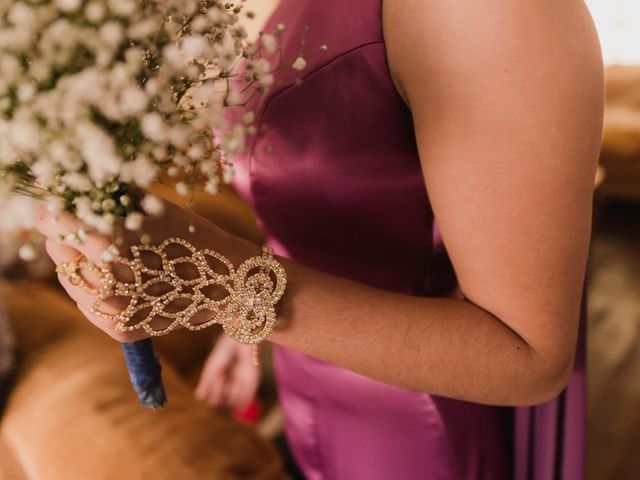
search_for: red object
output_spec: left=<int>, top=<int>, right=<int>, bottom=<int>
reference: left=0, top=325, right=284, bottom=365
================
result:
left=233, top=398, right=261, bottom=424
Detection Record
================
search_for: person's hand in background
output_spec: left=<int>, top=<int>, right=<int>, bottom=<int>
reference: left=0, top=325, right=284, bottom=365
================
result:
left=195, top=334, right=260, bottom=413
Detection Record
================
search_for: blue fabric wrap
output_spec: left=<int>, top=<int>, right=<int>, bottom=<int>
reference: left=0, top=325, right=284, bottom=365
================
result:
left=121, top=340, right=167, bottom=408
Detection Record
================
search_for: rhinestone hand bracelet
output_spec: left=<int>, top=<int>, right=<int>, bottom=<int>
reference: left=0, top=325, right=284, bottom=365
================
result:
left=56, top=238, right=287, bottom=351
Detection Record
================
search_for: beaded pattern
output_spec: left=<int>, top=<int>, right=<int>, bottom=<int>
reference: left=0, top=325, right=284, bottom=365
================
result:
left=56, top=238, right=287, bottom=343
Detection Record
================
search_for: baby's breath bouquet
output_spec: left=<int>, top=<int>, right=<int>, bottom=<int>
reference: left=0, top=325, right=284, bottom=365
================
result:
left=0, top=0, right=280, bottom=408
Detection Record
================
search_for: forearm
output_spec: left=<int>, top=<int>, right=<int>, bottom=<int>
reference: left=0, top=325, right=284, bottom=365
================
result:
left=234, top=237, right=570, bottom=407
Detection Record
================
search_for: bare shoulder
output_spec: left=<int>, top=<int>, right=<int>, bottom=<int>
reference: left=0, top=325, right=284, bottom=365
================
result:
left=382, top=0, right=604, bottom=113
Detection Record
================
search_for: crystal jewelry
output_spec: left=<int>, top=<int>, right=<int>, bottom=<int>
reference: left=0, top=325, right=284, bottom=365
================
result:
left=55, top=238, right=287, bottom=348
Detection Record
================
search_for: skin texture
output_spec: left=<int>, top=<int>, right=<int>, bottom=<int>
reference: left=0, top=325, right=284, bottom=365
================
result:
left=194, top=334, right=260, bottom=411
left=38, top=0, right=604, bottom=407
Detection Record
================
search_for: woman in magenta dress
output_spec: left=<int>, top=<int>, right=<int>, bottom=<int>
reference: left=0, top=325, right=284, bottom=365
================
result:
left=40, top=0, right=603, bottom=478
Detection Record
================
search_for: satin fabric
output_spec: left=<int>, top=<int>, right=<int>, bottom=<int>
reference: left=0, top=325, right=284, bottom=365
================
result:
left=230, top=1, right=586, bottom=478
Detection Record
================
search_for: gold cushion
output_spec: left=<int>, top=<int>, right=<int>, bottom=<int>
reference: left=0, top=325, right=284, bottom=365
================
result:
left=599, top=66, right=640, bottom=202
left=0, top=281, right=285, bottom=480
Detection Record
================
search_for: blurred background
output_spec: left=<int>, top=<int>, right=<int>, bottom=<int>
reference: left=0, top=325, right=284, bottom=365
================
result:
left=585, top=2, right=640, bottom=479
left=0, top=1, right=638, bottom=479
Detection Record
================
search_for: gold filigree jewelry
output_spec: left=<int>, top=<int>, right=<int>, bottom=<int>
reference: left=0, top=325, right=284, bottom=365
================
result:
left=56, top=253, right=102, bottom=293
left=56, top=238, right=287, bottom=345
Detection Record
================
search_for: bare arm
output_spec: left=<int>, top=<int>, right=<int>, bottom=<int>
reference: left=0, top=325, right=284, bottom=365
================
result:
left=40, top=0, right=604, bottom=407
left=265, top=0, right=604, bottom=405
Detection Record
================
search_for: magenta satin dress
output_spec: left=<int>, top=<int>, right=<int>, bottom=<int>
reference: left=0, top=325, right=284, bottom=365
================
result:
left=230, top=1, right=587, bottom=478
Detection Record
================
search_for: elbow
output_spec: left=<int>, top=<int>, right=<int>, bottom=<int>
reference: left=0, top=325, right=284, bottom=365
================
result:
left=513, top=350, right=576, bottom=407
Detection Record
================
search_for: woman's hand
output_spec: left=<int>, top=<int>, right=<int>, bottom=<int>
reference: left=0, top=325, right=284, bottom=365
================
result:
left=195, top=335, right=260, bottom=412
left=35, top=194, right=261, bottom=343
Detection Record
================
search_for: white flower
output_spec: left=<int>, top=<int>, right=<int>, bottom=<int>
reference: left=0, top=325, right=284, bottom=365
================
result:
left=162, top=44, right=184, bottom=69
left=191, top=15, right=209, bottom=33
left=62, top=172, right=92, bottom=191
left=0, top=197, right=38, bottom=232
left=101, top=244, right=119, bottom=263
left=222, top=166, right=234, bottom=183
left=46, top=18, right=74, bottom=45
left=85, top=1, right=106, bottom=23
left=144, top=78, right=161, bottom=97
left=214, top=35, right=239, bottom=70
left=261, top=33, right=278, bottom=54
left=189, top=82, right=218, bottom=108
left=151, top=146, right=166, bottom=161
left=0, top=55, right=21, bottom=83
left=125, top=212, right=144, bottom=231
left=258, top=73, right=274, bottom=87
left=187, top=145, right=204, bottom=160
left=175, top=182, right=189, bottom=197
left=204, top=179, right=219, bottom=194
left=169, top=126, right=189, bottom=148
left=225, top=90, right=242, bottom=106
left=100, top=21, right=124, bottom=48
left=141, top=194, right=164, bottom=216
left=10, top=116, right=40, bottom=152
left=56, top=0, right=82, bottom=13
left=101, top=250, right=114, bottom=263
left=92, top=214, right=115, bottom=234
left=207, top=7, right=225, bottom=24
left=46, top=196, right=66, bottom=214
left=199, top=160, right=216, bottom=175
left=8, top=3, right=37, bottom=30
left=108, top=0, right=137, bottom=17
left=49, top=141, right=83, bottom=171
left=77, top=227, right=88, bottom=243
left=101, top=198, right=116, bottom=211
left=0, top=0, right=281, bottom=241
left=120, top=155, right=157, bottom=186
left=119, top=86, right=148, bottom=116
left=18, top=243, right=37, bottom=262
left=17, top=83, right=35, bottom=102
left=292, top=56, right=307, bottom=71
left=123, top=47, right=144, bottom=73
left=31, top=160, right=56, bottom=186
left=76, top=122, right=122, bottom=184
left=181, top=35, right=209, bottom=60
left=253, top=58, right=271, bottom=74
left=242, top=111, right=255, bottom=124
left=74, top=196, right=92, bottom=218
left=128, top=20, right=158, bottom=41
left=65, top=232, right=82, bottom=245
left=141, top=113, right=167, bottom=142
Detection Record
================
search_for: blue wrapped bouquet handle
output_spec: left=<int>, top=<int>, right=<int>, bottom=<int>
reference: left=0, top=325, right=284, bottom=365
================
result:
left=121, top=340, right=166, bottom=408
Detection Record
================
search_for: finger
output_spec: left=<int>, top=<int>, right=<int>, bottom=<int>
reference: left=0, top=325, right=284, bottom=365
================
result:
left=195, top=349, right=228, bottom=404
left=45, top=238, right=80, bottom=264
left=213, top=379, right=234, bottom=412
left=224, top=378, right=246, bottom=411
left=229, top=364, right=260, bottom=411
left=75, top=301, right=116, bottom=332
left=76, top=303, right=148, bottom=343
left=48, top=239, right=106, bottom=292
left=196, top=367, right=226, bottom=409
left=36, top=210, right=112, bottom=265
left=209, top=336, right=236, bottom=368
left=57, top=273, right=122, bottom=316
left=206, top=375, right=228, bottom=409
left=203, top=338, right=240, bottom=407
left=194, top=363, right=216, bottom=401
